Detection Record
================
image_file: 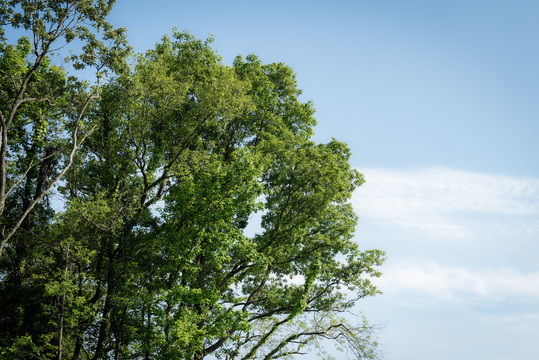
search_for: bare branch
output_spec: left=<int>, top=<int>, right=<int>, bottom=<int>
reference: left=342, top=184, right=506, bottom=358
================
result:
left=6, top=150, right=56, bottom=198
left=0, top=81, right=99, bottom=257
left=17, top=96, right=56, bottom=106
left=0, top=69, right=18, bottom=90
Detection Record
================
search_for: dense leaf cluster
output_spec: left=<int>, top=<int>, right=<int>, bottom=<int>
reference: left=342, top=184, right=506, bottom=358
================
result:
left=0, top=2, right=384, bottom=359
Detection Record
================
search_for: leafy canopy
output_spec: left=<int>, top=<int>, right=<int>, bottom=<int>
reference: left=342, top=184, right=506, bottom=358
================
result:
left=0, top=3, right=384, bottom=359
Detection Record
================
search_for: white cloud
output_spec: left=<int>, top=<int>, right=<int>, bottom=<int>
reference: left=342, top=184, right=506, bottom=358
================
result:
left=352, top=167, right=539, bottom=237
left=375, top=260, right=539, bottom=304
left=350, top=167, right=539, bottom=312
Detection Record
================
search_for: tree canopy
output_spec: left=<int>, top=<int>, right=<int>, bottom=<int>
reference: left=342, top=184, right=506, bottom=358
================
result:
left=0, top=1, right=385, bottom=359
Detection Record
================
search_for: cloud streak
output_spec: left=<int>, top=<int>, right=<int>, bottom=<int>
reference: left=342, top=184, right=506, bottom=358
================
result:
left=352, top=167, right=539, bottom=237
left=375, top=260, right=539, bottom=304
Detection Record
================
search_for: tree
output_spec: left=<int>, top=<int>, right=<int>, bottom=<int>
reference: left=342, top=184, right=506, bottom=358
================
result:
left=0, top=3, right=384, bottom=359
left=0, top=0, right=129, bottom=256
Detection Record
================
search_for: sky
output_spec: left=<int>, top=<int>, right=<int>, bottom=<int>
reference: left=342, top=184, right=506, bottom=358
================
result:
left=105, top=1, right=539, bottom=359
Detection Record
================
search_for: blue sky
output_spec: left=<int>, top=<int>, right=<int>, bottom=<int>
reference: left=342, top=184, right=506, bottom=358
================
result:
left=106, top=1, right=539, bottom=359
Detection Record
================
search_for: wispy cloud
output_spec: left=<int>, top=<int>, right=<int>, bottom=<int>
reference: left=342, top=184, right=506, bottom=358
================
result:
left=376, top=260, right=539, bottom=304
left=352, top=167, right=539, bottom=237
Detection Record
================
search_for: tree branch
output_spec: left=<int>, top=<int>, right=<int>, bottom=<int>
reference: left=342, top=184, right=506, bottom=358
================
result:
left=0, top=81, right=99, bottom=257
left=6, top=150, right=56, bottom=198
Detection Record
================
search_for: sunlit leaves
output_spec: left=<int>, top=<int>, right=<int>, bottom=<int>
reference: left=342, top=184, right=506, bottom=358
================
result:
left=0, top=17, right=384, bottom=358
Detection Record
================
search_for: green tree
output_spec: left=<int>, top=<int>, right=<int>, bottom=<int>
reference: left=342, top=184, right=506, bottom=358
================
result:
left=0, top=0, right=129, bottom=256
left=0, top=2, right=385, bottom=358
left=0, top=1, right=128, bottom=358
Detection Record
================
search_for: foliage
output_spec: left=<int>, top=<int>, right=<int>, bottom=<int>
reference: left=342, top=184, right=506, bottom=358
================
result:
left=0, top=0, right=129, bottom=256
left=0, top=3, right=384, bottom=359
